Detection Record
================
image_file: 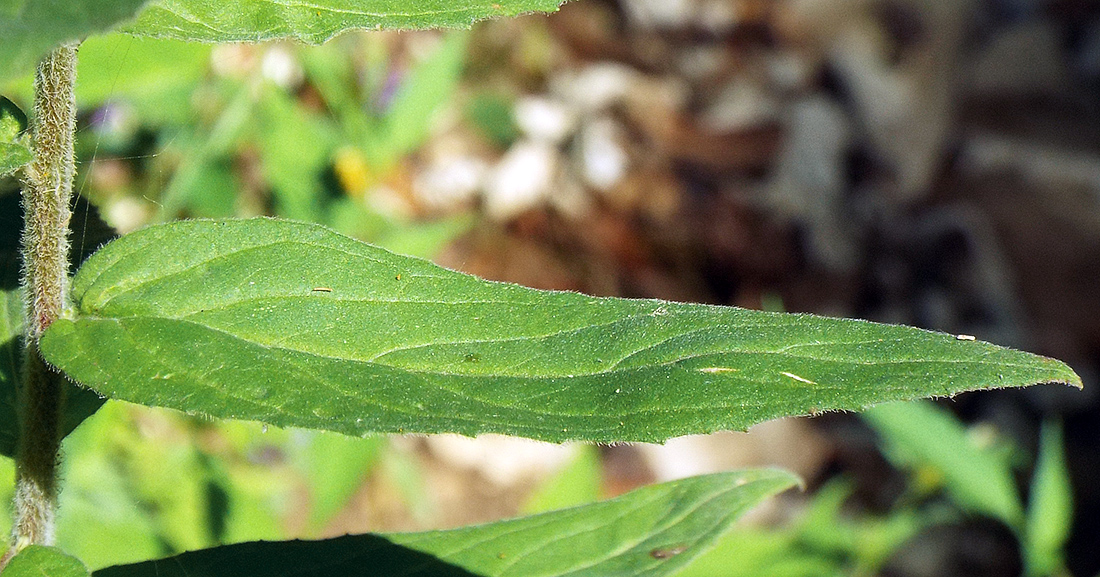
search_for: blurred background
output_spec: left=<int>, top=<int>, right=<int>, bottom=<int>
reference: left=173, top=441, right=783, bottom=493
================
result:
left=1, top=0, right=1098, bottom=574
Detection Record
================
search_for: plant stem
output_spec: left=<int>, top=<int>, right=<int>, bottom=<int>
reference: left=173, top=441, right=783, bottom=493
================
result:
left=4, top=43, right=79, bottom=563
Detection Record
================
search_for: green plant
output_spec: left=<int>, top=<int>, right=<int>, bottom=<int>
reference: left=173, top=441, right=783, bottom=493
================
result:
left=865, top=402, right=1073, bottom=577
left=0, top=2, right=1082, bottom=576
left=671, top=402, right=1074, bottom=577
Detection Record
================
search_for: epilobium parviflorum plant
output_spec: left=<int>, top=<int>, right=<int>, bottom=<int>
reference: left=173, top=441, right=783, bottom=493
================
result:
left=0, top=2, right=1082, bottom=576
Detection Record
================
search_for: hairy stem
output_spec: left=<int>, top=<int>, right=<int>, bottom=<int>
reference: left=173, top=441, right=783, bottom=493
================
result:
left=4, top=43, right=79, bottom=564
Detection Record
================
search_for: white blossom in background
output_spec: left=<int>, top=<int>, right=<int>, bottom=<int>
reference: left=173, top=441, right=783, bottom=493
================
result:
left=551, top=63, right=638, bottom=113
left=700, top=77, right=779, bottom=132
left=546, top=173, right=593, bottom=220
left=105, top=196, right=150, bottom=234
left=413, top=155, right=487, bottom=212
left=578, top=117, right=629, bottom=192
left=696, top=0, right=739, bottom=34
left=676, top=46, right=727, bottom=81
left=620, top=0, right=697, bottom=29
left=261, top=46, right=303, bottom=88
left=210, top=44, right=258, bottom=78
left=482, top=140, right=559, bottom=221
left=514, top=96, right=577, bottom=144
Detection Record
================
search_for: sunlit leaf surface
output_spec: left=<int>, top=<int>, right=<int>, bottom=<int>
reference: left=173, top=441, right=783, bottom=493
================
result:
left=40, top=219, right=1080, bottom=443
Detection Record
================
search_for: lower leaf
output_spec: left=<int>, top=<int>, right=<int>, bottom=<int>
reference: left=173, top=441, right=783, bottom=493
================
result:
left=92, top=469, right=799, bottom=577
left=1, top=546, right=89, bottom=577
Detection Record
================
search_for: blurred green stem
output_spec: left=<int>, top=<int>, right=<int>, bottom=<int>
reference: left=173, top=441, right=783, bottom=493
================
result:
left=3, top=43, right=79, bottom=566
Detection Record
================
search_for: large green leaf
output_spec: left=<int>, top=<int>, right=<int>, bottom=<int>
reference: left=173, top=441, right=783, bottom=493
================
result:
left=0, top=0, right=150, bottom=85
left=0, top=189, right=113, bottom=458
left=40, top=219, right=1080, bottom=444
left=122, top=0, right=566, bottom=43
left=93, top=469, right=799, bottom=577
left=0, top=546, right=89, bottom=577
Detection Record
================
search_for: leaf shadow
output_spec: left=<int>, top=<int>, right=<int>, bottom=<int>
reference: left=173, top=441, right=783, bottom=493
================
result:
left=92, top=534, right=487, bottom=577
left=0, top=182, right=115, bottom=457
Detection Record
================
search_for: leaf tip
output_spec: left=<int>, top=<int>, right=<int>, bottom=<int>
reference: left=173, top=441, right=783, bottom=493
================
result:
left=1042, top=358, right=1084, bottom=390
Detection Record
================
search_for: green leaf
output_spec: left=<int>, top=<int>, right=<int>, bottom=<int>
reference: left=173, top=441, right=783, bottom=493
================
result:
left=0, top=98, right=27, bottom=134
left=155, top=84, right=252, bottom=220
left=0, top=190, right=112, bottom=458
left=254, top=84, right=338, bottom=223
left=372, top=30, right=469, bottom=164
left=0, top=0, right=150, bottom=85
left=0, top=97, right=31, bottom=177
left=40, top=219, right=1081, bottom=444
left=1023, top=420, right=1072, bottom=577
left=0, top=546, right=89, bottom=577
left=92, top=469, right=799, bottom=577
left=863, top=401, right=1025, bottom=528
left=121, top=0, right=566, bottom=43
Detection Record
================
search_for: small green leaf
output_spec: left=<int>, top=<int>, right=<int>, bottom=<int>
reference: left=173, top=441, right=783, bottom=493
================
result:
left=374, top=30, right=469, bottom=163
left=0, top=0, right=151, bottom=85
left=0, top=98, right=27, bottom=135
left=40, top=219, right=1081, bottom=444
left=122, top=0, right=566, bottom=43
left=254, top=84, right=338, bottom=222
left=863, top=401, right=1025, bottom=528
left=1023, top=420, right=1072, bottom=577
left=1, top=546, right=89, bottom=577
left=1, top=97, right=31, bottom=177
left=0, top=140, right=31, bottom=178
left=92, top=469, right=799, bottom=577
